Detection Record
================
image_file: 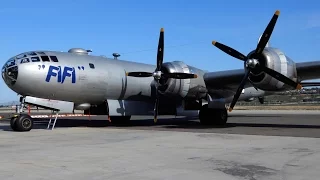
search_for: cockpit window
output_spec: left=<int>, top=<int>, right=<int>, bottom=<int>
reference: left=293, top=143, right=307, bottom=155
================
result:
left=40, top=56, right=50, bottom=62
left=50, top=56, right=59, bottom=62
left=31, top=56, right=40, bottom=62
left=12, top=52, right=59, bottom=63
left=20, top=58, right=30, bottom=64
left=27, top=52, right=37, bottom=56
left=15, top=53, right=27, bottom=59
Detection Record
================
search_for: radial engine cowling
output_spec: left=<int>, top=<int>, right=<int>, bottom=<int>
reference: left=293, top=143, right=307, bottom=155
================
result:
left=248, top=48, right=298, bottom=91
left=157, top=61, right=207, bottom=99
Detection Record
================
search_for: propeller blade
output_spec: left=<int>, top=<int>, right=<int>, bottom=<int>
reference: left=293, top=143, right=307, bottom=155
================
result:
left=212, top=41, right=247, bottom=61
left=260, top=66, right=302, bottom=90
left=258, top=97, right=264, bottom=104
left=154, top=97, right=159, bottom=123
left=162, top=72, right=198, bottom=79
left=255, top=10, right=280, bottom=55
left=126, top=72, right=153, bottom=77
left=229, top=70, right=251, bottom=112
left=156, top=28, right=164, bottom=71
left=153, top=84, right=159, bottom=123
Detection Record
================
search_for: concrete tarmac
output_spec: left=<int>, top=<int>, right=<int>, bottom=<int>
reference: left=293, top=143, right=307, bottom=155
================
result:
left=0, top=110, right=320, bottom=179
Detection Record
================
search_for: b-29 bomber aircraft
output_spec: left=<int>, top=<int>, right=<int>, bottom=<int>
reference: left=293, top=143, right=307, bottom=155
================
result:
left=2, top=10, right=320, bottom=131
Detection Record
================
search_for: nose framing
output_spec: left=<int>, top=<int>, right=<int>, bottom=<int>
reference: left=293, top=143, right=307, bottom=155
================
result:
left=2, top=58, right=18, bottom=87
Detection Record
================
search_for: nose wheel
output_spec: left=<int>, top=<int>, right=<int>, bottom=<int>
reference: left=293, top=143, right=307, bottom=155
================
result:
left=10, top=114, right=34, bottom=132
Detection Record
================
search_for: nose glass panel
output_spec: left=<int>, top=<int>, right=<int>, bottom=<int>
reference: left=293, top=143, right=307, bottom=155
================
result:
left=1, top=66, right=5, bottom=82
left=5, top=58, right=16, bottom=67
left=2, top=58, right=18, bottom=86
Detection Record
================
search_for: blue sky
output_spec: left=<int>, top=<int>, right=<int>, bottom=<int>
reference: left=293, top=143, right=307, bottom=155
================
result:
left=0, top=0, right=319, bottom=102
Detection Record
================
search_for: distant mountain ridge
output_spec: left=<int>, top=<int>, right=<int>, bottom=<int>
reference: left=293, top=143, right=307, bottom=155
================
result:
left=0, top=101, right=20, bottom=106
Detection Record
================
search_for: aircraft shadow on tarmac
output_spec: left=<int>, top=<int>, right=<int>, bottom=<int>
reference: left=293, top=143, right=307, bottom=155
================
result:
left=2, top=115, right=320, bottom=131
left=0, top=124, right=53, bottom=132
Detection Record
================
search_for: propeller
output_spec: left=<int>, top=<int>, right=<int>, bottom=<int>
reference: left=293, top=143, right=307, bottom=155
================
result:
left=258, top=97, right=264, bottom=104
left=126, top=28, right=198, bottom=123
left=211, top=10, right=302, bottom=112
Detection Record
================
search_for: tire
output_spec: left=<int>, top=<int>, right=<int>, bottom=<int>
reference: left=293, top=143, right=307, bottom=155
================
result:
left=10, top=116, right=18, bottom=131
left=15, top=114, right=33, bottom=132
left=215, top=109, right=228, bottom=125
left=199, top=104, right=228, bottom=126
left=199, top=104, right=212, bottom=125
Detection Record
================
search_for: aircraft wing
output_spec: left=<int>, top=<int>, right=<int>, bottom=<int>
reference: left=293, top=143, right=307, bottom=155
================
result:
left=203, top=60, right=320, bottom=98
left=296, top=61, right=320, bottom=81
left=203, top=68, right=248, bottom=98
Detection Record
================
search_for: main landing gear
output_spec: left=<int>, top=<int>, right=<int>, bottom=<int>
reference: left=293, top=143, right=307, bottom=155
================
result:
left=198, top=104, right=228, bottom=125
left=10, top=114, right=34, bottom=132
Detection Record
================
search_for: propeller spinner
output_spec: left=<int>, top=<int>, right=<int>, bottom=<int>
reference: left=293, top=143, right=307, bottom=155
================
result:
left=211, top=10, right=302, bottom=112
left=126, top=28, right=198, bottom=123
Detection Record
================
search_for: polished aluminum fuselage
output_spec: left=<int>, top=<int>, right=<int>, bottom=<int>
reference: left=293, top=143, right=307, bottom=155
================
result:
left=6, top=51, right=158, bottom=104
left=2, top=50, right=266, bottom=106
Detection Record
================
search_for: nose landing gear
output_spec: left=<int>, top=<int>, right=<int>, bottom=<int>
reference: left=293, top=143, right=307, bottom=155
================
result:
left=10, top=114, right=34, bottom=132
left=10, top=96, right=34, bottom=131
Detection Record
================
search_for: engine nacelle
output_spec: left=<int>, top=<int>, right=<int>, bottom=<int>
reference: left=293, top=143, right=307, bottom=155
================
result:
left=248, top=47, right=298, bottom=91
left=158, top=61, right=207, bottom=99
left=244, top=97, right=255, bottom=102
left=74, top=103, right=91, bottom=110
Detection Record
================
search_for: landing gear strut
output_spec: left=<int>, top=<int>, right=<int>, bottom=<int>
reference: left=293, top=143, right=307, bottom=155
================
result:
left=199, top=104, right=228, bottom=125
left=10, top=114, right=34, bottom=131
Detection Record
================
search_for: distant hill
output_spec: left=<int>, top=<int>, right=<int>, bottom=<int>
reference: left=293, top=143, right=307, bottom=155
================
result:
left=0, top=101, right=20, bottom=107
